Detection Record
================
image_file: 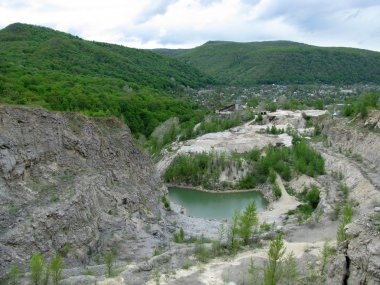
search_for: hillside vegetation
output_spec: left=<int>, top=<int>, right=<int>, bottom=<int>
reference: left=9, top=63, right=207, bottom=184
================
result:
left=164, top=139, right=325, bottom=190
left=154, top=41, right=380, bottom=86
left=0, top=23, right=214, bottom=136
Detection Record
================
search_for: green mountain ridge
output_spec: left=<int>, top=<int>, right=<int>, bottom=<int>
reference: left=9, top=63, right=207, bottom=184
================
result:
left=0, top=23, right=213, bottom=136
left=153, top=40, right=380, bottom=85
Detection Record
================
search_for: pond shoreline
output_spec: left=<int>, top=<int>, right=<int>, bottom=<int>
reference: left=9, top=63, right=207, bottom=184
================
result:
left=168, top=185, right=269, bottom=220
left=166, top=183, right=262, bottom=194
left=165, top=183, right=274, bottom=203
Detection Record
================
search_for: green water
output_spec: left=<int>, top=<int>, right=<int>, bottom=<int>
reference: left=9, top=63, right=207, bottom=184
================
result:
left=168, top=187, right=268, bottom=220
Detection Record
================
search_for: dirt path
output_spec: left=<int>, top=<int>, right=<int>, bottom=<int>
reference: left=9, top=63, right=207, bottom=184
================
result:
left=258, top=174, right=300, bottom=225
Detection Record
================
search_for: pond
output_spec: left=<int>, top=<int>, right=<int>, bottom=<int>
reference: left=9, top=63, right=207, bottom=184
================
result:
left=168, top=186, right=268, bottom=220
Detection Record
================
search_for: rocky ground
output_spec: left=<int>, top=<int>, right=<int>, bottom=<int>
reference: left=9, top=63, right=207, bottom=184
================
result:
left=147, top=110, right=380, bottom=285
left=1, top=106, right=379, bottom=284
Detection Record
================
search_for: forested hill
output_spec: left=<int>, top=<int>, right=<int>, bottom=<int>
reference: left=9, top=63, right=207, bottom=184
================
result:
left=153, top=40, right=380, bottom=86
left=0, top=23, right=214, bottom=137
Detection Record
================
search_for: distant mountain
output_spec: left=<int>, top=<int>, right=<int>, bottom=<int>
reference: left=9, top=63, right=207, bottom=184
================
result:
left=0, top=23, right=214, bottom=90
left=0, top=23, right=213, bottom=136
left=153, top=40, right=380, bottom=86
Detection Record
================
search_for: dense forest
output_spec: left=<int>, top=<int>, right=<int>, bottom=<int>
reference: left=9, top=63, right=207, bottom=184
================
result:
left=154, top=41, right=380, bottom=86
left=1, top=23, right=379, bottom=140
left=0, top=23, right=214, bottom=137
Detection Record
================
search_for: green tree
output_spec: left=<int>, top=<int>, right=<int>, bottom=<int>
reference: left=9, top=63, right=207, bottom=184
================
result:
left=229, top=210, right=241, bottom=252
left=238, top=200, right=259, bottom=245
left=179, top=227, right=185, bottom=241
left=8, top=264, right=24, bottom=285
left=42, top=266, right=50, bottom=285
left=282, top=252, right=299, bottom=285
left=104, top=251, right=114, bottom=277
left=50, top=253, right=64, bottom=285
left=306, top=185, right=320, bottom=209
left=29, top=252, right=45, bottom=285
left=320, top=240, right=336, bottom=275
left=263, top=233, right=285, bottom=285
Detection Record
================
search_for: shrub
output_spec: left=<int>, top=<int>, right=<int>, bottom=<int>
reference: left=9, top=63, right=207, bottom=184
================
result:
left=265, top=102, right=278, bottom=112
left=161, top=196, right=172, bottom=211
left=194, top=242, right=211, bottom=263
left=173, top=228, right=185, bottom=243
left=337, top=204, right=353, bottom=243
left=305, top=186, right=320, bottom=209
left=272, top=184, right=282, bottom=199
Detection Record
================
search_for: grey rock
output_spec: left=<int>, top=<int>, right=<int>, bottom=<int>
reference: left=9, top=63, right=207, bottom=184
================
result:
left=327, top=217, right=380, bottom=285
left=0, top=105, right=167, bottom=278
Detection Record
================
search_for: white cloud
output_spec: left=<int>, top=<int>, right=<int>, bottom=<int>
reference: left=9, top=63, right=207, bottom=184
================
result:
left=0, top=0, right=379, bottom=51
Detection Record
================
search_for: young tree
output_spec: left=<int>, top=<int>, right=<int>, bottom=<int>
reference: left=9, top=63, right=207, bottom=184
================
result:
left=229, top=210, right=241, bottom=252
left=319, top=240, right=336, bottom=275
left=282, top=252, right=299, bottom=285
left=337, top=204, right=353, bottom=243
left=239, top=200, right=259, bottom=245
left=8, top=264, right=24, bottom=285
left=179, top=227, right=185, bottom=241
left=42, top=265, right=50, bottom=285
left=263, top=233, right=286, bottom=285
left=105, top=251, right=114, bottom=277
left=50, top=253, right=64, bottom=285
left=29, top=252, right=45, bottom=285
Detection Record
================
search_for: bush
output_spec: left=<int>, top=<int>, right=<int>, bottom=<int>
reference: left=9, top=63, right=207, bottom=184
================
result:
left=173, top=227, right=185, bottom=243
left=293, top=140, right=325, bottom=176
left=305, top=185, right=320, bottom=209
left=337, top=204, right=353, bottom=243
left=194, top=242, right=211, bottom=263
left=161, top=196, right=172, bottom=211
left=265, top=102, right=277, bottom=112
left=272, top=184, right=282, bottom=199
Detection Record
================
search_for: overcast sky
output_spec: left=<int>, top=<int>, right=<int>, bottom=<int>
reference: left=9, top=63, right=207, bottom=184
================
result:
left=1, top=0, right=379, bottom=51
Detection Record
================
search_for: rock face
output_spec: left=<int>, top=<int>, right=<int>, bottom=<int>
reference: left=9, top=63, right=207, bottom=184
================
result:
left=0, top=105, right=165, bottom=278
left=327, top=215, right=380, bottom=285
left=321, top=113, right=380, bottom=169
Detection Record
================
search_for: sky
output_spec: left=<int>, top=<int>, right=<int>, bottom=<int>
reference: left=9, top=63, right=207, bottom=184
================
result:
left=1, top=0, right=380, bottom=51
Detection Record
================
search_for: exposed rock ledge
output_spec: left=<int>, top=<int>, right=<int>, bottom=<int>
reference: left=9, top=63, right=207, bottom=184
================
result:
left=0, top=105, right=166, bottom=278
left=327, top=213, right=380, bottom=285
